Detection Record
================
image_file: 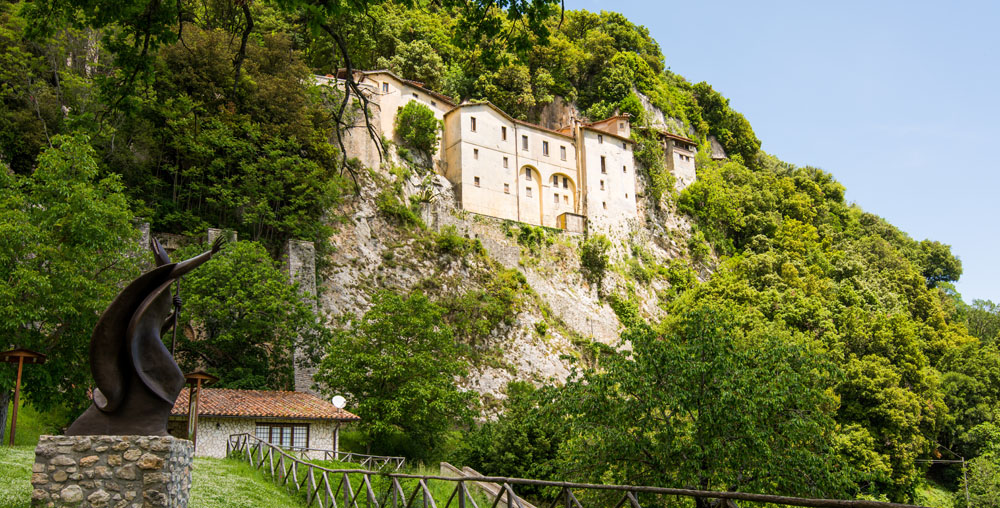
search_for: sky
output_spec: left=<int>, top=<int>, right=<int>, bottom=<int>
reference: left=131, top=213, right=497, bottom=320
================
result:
left=564, top=0, right=1000, bottom=303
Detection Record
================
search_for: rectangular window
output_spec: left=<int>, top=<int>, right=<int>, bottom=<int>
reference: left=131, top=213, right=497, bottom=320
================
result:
left=255, top=423, right=309, bottom=449
left=600, top=180, right=605, bottom=190
left=598, top=134, right=603, bottom=144
left=504, top=183, right=510, bottom=194
left=623, top=141, right=627, bottom=150
left=503, top=157, right=509, bottom=168
left=543, top=141, right=549, bottom=156
left=502, top=126, right=507, bottom=140
left=601, top=156, right=607, bottom=173
left=526, top=187, right=532, bottom=198
left=554, top=193, right=559, bottom=204
left=522, top=135, right=528, bottom=150
left=474, top=176, right=480, bottom=187
left=471, top=117, right=477, bottom=132
left=602, top=201, right=607, bottom=210
left=552, top=175, right=558, bottom=185
left=619, top=122, right=624, bottom=130
left=623, top=165, right=627, bottom=173
left=525, top=168, right=533, bottom=181
left=563, top=177, right=568, bottom=189
left=560, top=146, right=567, bottom=160
left=563, top=195, right=569, bottom=204
left=431, top=101, right=436, bottom=107
left=382, top=82, right=389, bottom=93
left=412, top=93, right=418, bottom=98
left=473, top=148, right=479, bottom=160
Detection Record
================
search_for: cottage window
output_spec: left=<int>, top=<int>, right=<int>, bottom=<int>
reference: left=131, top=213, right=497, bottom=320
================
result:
left=525, top=168, right=533, bottom=181
left=474, top=176, right=481, bottom=187
left=471, top=117, right=477, bottom=132
left=600, top=180, right=605, bottom=190
left=602, top=201, right=607, bottom=210
left=522, top=135, right=529, bottom=150
left=552, top=175, right=558, bottom=185
left=256, top=423, right=309, bottom=449
left=619, top=122, right=624, bottom=130
left=503, top=157, right=509, bottom=168
left=623, top=165, right=627, bottom=173
left=623, top=141, right=627, bottom=150
left=412, top=93, right=418, bottom=98
left=563, top=195, right=569, bottom=204
left=543, top=141, right=549, bottom=156
left=554, top=193, right=559, bottom=204
left=526, top=187, right=532, bottom=198
left=560, top=146, right=567, bottom=160
left=601, top=156, right=607, bottom=173
left=502, top=126, right=507, bottom=140
left=598, top=135, right=603, bottom=144
left=473, top=148, right=479, bottom=160
left=504, top=183, right=510, bottom=194
left=563, top=177, right=568, bottom=189
left=382, top=82, right=389, bottom=93
left=431, top=101, right=437, bottom=107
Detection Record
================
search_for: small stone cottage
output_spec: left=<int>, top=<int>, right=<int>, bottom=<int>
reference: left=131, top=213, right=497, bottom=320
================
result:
left=168, top=388, right=360, bottom=458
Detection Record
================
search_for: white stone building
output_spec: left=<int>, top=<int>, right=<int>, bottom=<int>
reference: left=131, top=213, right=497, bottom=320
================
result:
left=168, top=388, right=359, bottom=458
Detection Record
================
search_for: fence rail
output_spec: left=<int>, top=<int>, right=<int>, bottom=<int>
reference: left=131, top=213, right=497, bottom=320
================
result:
left=226, top=433, right=928, bottom=508
left=272, top=444, right=406, bottom=471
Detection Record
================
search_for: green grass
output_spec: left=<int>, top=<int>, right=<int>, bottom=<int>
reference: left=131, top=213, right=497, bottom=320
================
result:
left=190, top=457, right=310, bottom=508
left=0, top=446, right=34, bottom=508
left=4, top=399, right=72, bottom=446
left=914, top=478, right=957, bottom=508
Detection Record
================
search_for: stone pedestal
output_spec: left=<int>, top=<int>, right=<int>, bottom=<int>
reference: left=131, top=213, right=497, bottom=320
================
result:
left=30, top=435, right=193, bottom=508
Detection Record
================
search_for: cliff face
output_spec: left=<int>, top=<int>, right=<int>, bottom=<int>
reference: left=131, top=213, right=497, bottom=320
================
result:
left=317, top=98, right=700, bottom=403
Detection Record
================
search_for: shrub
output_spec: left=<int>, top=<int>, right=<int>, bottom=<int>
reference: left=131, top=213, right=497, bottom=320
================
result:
left=580, top=235, right=612, bottom=287
left=395, top=101, right=441, bottom=156
left=376, top=189, right=423, bottom=228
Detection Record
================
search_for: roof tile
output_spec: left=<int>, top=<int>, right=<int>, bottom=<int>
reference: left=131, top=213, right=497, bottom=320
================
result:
left=171, top=388, right=360, bottom=421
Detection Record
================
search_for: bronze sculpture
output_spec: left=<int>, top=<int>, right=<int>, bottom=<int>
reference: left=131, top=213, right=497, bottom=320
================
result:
left=66, top=237, right=223, bottom=436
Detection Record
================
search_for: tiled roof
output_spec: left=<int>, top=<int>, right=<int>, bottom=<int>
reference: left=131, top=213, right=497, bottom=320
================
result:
left=171, top=388, right=360, bottom=421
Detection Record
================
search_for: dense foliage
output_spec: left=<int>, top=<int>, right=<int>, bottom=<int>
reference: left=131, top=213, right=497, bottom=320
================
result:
left=395, top=101, right=441, bottom=156
left=316, top=290, right=477, bottom=459
left=173, top=240, right=330, bottom=390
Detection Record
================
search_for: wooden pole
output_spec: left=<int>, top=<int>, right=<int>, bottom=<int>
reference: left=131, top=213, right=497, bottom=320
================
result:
left=8, top=356, right=23, bottom=446
left=188, top=378, right=202, bottom=450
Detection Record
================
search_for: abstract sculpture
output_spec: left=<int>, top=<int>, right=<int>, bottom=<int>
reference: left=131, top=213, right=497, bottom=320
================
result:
left=66, top=237, right=223, bottom=436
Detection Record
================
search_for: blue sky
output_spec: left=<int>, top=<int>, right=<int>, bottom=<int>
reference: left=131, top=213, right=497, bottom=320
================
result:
left=564, top=0, right=1000, bottom=303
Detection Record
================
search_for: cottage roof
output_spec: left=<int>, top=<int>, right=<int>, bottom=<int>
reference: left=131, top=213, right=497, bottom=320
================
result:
left=171, top=388, right=360, bottom=421
left=580, top=125, right=634, bottom=145
left=636, top=126, right=695, bottom=145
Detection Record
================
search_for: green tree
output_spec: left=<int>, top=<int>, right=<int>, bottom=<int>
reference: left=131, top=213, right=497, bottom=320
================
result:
left=376, top=39, right=444, bottom=88
left=0, top=134, right=141, bottom=429
left=316, top=290, right=477, bottom=458
left=562, top=307, right=856, bottom=505
left=918, top=239, right=963, bottom=287
left=394, top=101, right=441, bottom=156
left=579, top=234, right=610, bottom=288
left=173, top=240, right=329, bottom=390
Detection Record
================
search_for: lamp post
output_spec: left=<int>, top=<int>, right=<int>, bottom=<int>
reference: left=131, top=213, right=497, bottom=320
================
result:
left=0, top=349, right=46, bottom=446
left=183, top=371, right=218, bottom=453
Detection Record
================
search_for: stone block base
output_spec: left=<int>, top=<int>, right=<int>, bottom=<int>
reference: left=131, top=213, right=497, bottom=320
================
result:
left=31, top=435, right=193, bottom=508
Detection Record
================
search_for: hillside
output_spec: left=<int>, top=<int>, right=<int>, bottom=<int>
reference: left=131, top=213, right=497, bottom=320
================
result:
left=2, top=1, right=999, bottom=506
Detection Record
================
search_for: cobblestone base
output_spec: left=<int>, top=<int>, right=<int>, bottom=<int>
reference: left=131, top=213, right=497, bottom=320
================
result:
left=30, top=435, right=193, bottom=508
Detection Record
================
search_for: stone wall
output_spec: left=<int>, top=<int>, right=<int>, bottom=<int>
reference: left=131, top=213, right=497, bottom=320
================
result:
left=167, top=417, right=339, bottom=459
left=31, top=435, right=193, bottom=508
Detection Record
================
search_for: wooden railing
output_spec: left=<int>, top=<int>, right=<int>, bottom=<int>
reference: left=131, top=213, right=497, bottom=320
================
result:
left=277, top=445, right=406, bottom=471
left=227, top=433, right=929, bottom=508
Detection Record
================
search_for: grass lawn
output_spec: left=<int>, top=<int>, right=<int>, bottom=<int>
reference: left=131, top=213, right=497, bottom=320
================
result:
left=0, top=446, right=34, bottom=508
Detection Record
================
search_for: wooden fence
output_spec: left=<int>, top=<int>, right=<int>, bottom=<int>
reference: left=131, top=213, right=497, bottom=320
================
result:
left=226, top=433, right=929, bottom=508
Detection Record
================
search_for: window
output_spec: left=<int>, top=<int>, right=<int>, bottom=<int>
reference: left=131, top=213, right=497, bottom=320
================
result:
left=525, top=168, right=532, bottom=181
left=474, top=176, right=480, bottom=187
left=623, top=165, right=627, bottom=173
left=598, top=134, right=603, bottom=144
left=526, top=187, right=532, bottom=198
left=503, top=157, right=509, bottom=168
left=412, top=93, right=418, bottom=98
left=560, top=146, right=567, bottom=160
left=626, top=193, right=629, bottom=199
left=563, top=177, right=568, bottom=189
left=504, top=183, right=510, bottom=194
left=255, top=423, right=309, bottom=449
left=471, top=117, right=477, bottom=132
left=431, top=101, right=436, bottom=107
left=543, top=141, right=549, bottom=156
left=522, top=135, right=529, bottom=150
left=554, top=193, right=559, bottom=204
left=563, top=195, right=569, bottom=204
left=502, top=126, right=507, bottom=140
left=601, top=156, right=607, bottom=173
left=602, top=201, right=607, bottom=210
left=600, top=180, right=605, bottom=190
left=382, top=82, right=389, bottom=93
left=623, top=141, right=627, bottom=150
left=619, top=122, right=624, bottom=130
left=473, top=148, right=479, bottom=160
left=552, top=175, right=558, bottom=185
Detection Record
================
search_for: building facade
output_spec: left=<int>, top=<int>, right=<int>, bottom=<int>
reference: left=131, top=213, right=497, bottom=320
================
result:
left=327, top=70, right=696, bottom=233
